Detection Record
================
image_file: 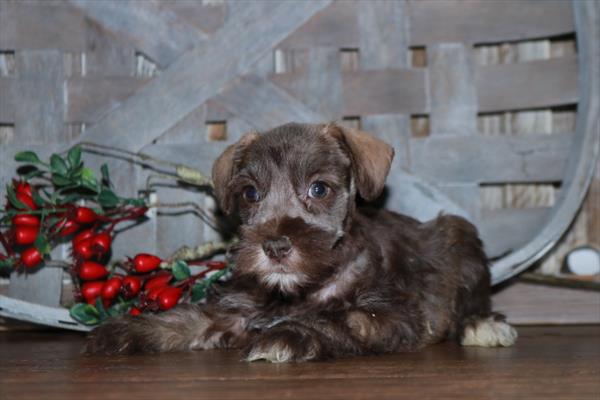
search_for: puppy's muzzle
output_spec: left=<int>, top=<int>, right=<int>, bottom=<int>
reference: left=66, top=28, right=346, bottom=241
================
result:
left=262, top=236, right=292, bottom=261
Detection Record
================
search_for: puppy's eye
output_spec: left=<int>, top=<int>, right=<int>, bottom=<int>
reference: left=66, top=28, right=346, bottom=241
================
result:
left=242, top=185, right=260, bottom=203
left=308, top=181, right=329, bottom=199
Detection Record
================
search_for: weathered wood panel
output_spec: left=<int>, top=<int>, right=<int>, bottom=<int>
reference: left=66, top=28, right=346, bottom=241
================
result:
left=84, top=18, right=136, bottom=77
left=478, top=56, right=578, bottom=112
left=66, top=77, right=150, bottom=123
left=409, top=0, right=574, bottom=46
left=75, top=0, right=332, bottom=152
left=214, top=75, right=323, bottom=133
left=69, top=0, right=208, bottom=68
left=429, top=44, right=477, bottom=136
left=341, top=69, right=426, bottom=116
left=411, top=133, right=573, bottom=184
left=280, top=2, right=357, bottom=50
left=275, top=47, right=344, bottom=118
left=427, top=42, right=481, bottom=220
left=279, top=1, right=574, bottom=50
left=162, top=0, right=228, bottom=35
left=0, top=1, right=86, bottom=51
left=478, top=207, right=550, bottom=258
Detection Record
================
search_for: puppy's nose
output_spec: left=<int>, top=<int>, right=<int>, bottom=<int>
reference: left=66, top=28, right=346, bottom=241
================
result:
left=262, top=236, right=292, bottom=261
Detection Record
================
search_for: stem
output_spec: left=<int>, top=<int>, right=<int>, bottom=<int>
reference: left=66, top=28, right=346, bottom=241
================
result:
left=77, top=142, right=213, bottom=187
left=0, top=231, right=14, bottom=256
left=169, top=240, right=235, bottom=262
left=153, top=201, right=217, bottom=231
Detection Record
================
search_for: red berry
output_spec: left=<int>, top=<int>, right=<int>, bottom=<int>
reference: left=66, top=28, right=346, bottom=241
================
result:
left=146, top=285, right=168, bottom=301
left=73, top=229, right=94, bottom=246
left=133, top=253, right=162, bottom=273
left=158, top=287, right=182, bottom=310
left=21, top=247, right=42, bottom=268
left=14, top=226, right=38, bottom=245
left=15, top=192, right=37, bottom=210
left=101, top=277, right=122, bottom=301
left=78, top=261, right=109, bottom=281
left=58, top=219, right=80, bottom=237
left=144, top=272, right=172, bottom=291
left=129, top=306, right=142, bottom=316
left=73, top=207, right=97, bottom=224
left=122, top=275, right=142, bottom=299
left=73, top=238, right=94, bottom=260
left=81, top=281, right=104, bottom=304
left=91, top=232, right=112, bottom=254
left=12, top=214, right=40, bottom=227
left=15, top=181, right=33, bottom=198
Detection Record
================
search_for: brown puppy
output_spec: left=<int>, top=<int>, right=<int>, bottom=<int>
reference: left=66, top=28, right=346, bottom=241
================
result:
left=85, top=122, right=517, bottom=361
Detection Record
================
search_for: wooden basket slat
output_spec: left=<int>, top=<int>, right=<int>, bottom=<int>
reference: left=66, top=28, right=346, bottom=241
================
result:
left=409, top=0, right=574, bottom=46
left=479, top=207, right=550, bottom=258
left=280, top=2, right=357, bottom=50
left=163, top=0, right=227, bottom=36
left=0, top=1, right=86, bottom=51
left=74, top=1, right=331, bottom=153
left=65, top=77, right=151, bottom=123
left=477, top=56, right=579, bottom=112
left=68, top=0, right=209, bottom=68
left=84, top=18, right=137, bottom=78
left=410, top=133, right=573, bottom=184
left=279, top=1, right=573, bottom=51
left=5, top=55, right=575, bottom=127
left=340, top=69, right=426, bottom=116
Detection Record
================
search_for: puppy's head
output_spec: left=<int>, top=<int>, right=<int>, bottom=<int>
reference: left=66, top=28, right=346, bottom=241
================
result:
left=212, top=122, right=394, bottom=294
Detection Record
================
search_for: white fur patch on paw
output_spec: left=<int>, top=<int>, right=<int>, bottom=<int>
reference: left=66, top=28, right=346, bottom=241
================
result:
left=246, top=341, right=294, bottom=363
left=461, top=318, right=518, bottom=347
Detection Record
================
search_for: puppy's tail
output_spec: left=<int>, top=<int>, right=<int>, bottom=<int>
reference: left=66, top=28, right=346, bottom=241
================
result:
left=459, top=313, right=518, bottom=347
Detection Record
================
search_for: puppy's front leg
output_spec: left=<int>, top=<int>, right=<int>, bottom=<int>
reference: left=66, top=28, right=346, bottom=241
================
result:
left=245, top=309, right=423, bottom=363
left=244, top=320, right=327, bottom=363
left=85, top=304, right=247, bottom=355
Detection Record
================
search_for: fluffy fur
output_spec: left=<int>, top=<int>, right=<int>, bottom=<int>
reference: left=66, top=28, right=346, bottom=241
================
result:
left=85, top=122, right=517, bottom=361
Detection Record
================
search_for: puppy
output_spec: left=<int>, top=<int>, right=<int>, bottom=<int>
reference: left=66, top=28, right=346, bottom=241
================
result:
left=85, top=122, right=517, bottom=361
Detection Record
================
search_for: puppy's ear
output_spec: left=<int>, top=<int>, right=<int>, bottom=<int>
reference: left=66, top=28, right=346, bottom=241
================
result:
left=322, top=122, right=394, bottom=201
left=212, top=132, right=259, bottom=214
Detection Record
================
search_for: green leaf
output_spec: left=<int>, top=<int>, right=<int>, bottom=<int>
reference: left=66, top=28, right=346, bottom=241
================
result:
left=14, top=151, right=42, bottom=164
left=6, top=185, right=27, bottom=209
left=107, top=301, right=130, bottom=317
left=100, top=164, right=111, bottom=187
left=34, top=234, right=51, bottom=255
left=50, top=154, right=68, bottom=176
left=24, top=169, right=45, bottom=180
left=172, top=260, right=191, bottom=281
left=80, top=167, right=99, bottom=193
left=191, top=283, right=206, bottom=302
left=31, top=189, right=46, bottom=207
left=98, top=189, right=119, bottom=208
left=95, top=298, right=109, bottom=321
left=69, top=303, right=100, bottom=326
left=67, top=146, right=82, bottom=169
left=51, top=174, right=72, bottom=187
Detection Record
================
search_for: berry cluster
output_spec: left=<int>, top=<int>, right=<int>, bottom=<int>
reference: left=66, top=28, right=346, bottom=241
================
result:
left=0, top=147, right=229, bottom=326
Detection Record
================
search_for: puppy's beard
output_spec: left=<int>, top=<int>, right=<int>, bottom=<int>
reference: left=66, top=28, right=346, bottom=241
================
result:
left=254, top=249, right=307, bottom=293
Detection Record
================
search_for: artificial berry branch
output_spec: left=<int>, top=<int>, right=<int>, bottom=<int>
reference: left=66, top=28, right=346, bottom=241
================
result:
left=1, top=145, right=232, bottom=326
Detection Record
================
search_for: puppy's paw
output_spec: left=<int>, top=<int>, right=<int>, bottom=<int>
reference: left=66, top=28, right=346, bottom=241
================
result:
left=85, top=316, right=154, bottom=355
left=244, top=324, right=322, bottom=363
left=461, top=317, right=518, bottom=347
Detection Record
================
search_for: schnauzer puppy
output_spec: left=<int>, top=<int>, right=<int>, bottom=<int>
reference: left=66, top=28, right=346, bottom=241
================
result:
left=86, top=122, right=517, bottom=362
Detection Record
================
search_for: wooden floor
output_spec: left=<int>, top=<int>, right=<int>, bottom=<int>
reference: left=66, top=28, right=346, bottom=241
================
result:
left=0, top=326, right=599, bottom=400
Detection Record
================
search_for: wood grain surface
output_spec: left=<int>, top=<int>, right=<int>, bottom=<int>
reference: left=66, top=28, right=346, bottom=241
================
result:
left=0, top=326, right=598, bottom=400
